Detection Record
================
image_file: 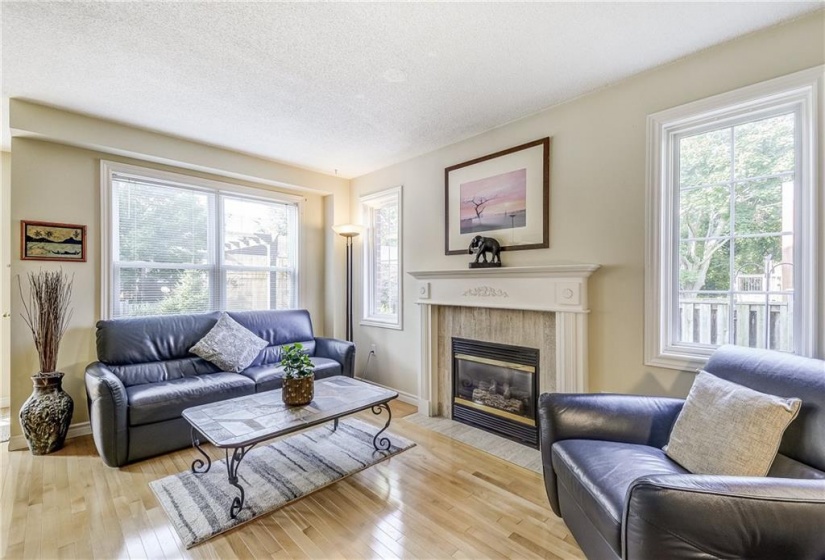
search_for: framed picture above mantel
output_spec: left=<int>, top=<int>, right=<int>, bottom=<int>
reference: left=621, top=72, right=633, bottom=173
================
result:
left=445, top=137, right=550, bottom=255
left=21, top=220, right=87, bottom=262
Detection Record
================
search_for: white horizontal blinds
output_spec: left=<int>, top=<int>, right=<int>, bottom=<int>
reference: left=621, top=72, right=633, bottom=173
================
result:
left=112, top=175, right=215, bottom=317
left=220, top=195, right=298, bottom=311
left=111, top=172, right=299, bottom=318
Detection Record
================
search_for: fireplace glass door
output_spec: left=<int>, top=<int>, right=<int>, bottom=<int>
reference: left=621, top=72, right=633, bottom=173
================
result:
left=452, top=338, right=539, bottom=447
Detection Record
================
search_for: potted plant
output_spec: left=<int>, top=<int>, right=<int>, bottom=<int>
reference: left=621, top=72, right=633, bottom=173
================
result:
left=17, top=270, right=75, bottom=454
left=281, top=342, right=315, bottom=406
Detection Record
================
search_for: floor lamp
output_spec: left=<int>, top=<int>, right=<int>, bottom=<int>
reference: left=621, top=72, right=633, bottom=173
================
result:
left=332, top=224, right=363, bottom=342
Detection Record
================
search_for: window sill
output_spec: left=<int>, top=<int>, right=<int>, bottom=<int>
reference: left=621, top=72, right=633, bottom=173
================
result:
left=645, top=344, right=713, bottom=372
left=360, top=318, right=403, bottom=331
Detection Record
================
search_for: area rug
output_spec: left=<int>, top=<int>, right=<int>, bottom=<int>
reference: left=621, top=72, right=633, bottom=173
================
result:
left=402, top=413, right=541, bottom=473
left=150, top=417, right=414, bottom=548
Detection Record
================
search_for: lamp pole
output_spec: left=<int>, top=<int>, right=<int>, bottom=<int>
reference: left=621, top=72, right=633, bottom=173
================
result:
left=333, top=225, right=363, bottom=342
left=344, top=233, right=354, bottom=342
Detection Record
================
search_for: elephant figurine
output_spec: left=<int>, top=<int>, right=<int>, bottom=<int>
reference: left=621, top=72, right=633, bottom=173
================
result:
left=468, top=235, right=502, bottom=266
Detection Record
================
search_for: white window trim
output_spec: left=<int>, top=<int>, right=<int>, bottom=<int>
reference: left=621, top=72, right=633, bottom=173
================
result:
left=645, top=66, right=822, bottom=371
left=360, top=185, right=403, bottom=330
left=100, top=160, right=305, bottom=320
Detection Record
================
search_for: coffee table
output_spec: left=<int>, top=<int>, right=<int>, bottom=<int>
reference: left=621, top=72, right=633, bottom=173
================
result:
left=182, top=375, right=398, bottom=518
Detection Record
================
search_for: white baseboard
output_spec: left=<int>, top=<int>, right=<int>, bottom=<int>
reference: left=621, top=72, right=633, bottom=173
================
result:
left=7, top=421, right=91, bottom=452
left=0, top=397, right=9, bottom=409
left=7, top=435, right=24, bottom=451
left=67, top=421, right=92, bottom=439
left=355, top=377, right=419, bottom=406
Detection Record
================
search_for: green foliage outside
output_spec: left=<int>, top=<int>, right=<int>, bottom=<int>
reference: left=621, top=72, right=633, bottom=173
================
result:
left=116, top=181, right=295, bottom=316
left=679, top=113, right=794, bottom=294
left=374, top=203, right=399, bottom=316
left=118, top=182, right=209, bottom=265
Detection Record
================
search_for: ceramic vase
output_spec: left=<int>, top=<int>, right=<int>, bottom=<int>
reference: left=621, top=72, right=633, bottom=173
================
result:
left=19, top=372, right=74, bottom=455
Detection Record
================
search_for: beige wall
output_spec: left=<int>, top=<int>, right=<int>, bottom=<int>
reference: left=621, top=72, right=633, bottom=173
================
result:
left=8, top=117, right=345, bottom=440
left=350, top=12, right=825, bottom=399
left=1, top=152, right=10, bottom=407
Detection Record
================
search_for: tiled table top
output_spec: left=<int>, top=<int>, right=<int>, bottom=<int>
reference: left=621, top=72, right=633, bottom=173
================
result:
left=183, top=376, right=398, bottom=448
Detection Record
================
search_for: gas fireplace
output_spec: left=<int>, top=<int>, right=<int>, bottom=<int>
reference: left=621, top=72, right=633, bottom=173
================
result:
left=452, top=337, right=539, bottom=448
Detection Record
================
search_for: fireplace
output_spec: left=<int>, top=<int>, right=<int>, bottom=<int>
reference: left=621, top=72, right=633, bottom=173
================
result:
left=452, top=337, right=539, bottom=448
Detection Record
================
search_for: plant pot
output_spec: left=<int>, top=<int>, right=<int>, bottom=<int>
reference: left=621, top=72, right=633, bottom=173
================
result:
left=19, top=372, right=74, bottom=455
left=282, top=375, right=314, bottom=406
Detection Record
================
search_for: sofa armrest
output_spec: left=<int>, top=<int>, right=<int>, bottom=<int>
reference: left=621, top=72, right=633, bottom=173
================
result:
left=624, top=474, right=825, bottom=559
left=85, top=362, right=129, bottom=467
left=538, top=393, right=684, bottom=515
left=539, top=392, right=684, bottom=450
left=314, top=337, right=355, bottom=377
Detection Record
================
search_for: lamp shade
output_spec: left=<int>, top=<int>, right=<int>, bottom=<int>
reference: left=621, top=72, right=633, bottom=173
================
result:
left=332, top=224, right=364, bottom=238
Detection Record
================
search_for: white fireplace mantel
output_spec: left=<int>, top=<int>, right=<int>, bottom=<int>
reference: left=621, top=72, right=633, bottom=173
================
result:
left=408, top=264, right=600, bottom=416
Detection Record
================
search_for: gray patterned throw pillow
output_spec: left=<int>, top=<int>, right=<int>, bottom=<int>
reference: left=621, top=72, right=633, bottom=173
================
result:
left=664, top=370, right=801, bottom=477
left=189, top=313, right=268, bottom=373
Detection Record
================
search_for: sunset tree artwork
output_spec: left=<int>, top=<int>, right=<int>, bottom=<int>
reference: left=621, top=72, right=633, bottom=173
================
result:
left=459, top=168, right=527, bottom=235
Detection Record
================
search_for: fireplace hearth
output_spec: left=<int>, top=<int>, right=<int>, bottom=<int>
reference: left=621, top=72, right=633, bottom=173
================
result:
left=452, top=337, right=539, bottom=448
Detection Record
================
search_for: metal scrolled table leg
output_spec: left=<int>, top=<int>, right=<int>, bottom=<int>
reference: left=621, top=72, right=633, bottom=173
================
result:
left=190, top=427, right=211, bottom=474
left=371, top=402, right=393, bottom=452
left=226, top=444, right=255, bottom=519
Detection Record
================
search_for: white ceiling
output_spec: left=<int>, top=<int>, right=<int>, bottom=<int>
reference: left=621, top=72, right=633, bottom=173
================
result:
left=2, top=2, right=822, bottom=178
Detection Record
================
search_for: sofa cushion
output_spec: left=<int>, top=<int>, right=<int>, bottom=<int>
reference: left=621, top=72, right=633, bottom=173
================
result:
left=109, top=357, right=221, bottom=387
left=768, top=453, right=825, bottom=480
left=310, top=357, right=343, bottom=380
left=704, top=345, right=825, bottom=473
left=229, top=310, right=317, bottom=367
left=229, top=309, right=313, bottom=344
left=664, top=371, right=801, bottom=476
left=97, top=312, right=221, bottom=365
left=241, top=357, right=342, bottom=393
left=189, top=313, right=269, bottom=373
left=126, top=372, right=255, bottom=426
left=241, top=363, right=285, bottom=392
left=552, top=440, right=688, bottom=554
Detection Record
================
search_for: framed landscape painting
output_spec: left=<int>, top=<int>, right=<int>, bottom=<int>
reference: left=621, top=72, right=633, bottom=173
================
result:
left=445, top=137, right=550, bottom=255
left=21, top=220, right=87, bottom=262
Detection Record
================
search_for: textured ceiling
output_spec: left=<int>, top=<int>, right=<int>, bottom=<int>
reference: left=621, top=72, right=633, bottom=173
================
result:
left=2, top=2, right=822, bottom=178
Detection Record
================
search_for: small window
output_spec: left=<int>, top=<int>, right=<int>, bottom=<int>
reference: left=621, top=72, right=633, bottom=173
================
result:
left=361, top=186, right=402, bottom=329
left=646, top=68, right=821, bottom=370
left=102, top=162, right=301, bottom=318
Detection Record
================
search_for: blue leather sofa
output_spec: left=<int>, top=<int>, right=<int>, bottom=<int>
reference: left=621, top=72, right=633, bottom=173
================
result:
left=539, top=345, right=825, bottom=559
left=85, top=309, right=354, bottom=467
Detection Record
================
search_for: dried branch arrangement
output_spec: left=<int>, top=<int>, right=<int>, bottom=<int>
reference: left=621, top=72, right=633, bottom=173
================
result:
left=18, top=270, right=74, bottom=375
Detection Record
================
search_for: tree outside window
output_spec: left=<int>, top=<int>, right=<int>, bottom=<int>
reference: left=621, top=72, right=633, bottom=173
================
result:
left=645, top=69, right=819, bottom=369
left=361, top=186, right=403, bottom=330
left=105, top=165, right=299, bottom=319
left=677, top=113, right=794, bottom=350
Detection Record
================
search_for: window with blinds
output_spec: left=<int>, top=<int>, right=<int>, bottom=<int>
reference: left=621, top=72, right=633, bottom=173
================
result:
left=104, top=164, right=299, bottom=318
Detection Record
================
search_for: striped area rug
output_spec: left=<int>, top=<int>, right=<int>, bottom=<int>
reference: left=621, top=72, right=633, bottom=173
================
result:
left=150, top=417, right=415, bottom=548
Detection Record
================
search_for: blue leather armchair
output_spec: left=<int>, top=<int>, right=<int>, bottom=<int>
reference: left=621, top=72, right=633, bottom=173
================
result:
left=539, top=345, right=825, bottom=559
left=86, top=309, right=354, bottom=467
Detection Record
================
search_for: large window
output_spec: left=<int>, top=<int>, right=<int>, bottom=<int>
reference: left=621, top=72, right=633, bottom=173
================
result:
left=361, top=186, right=402, bottom=329
left=102, top=162, right=300, bottom=318
left=646, top=69, right=821, bottom=369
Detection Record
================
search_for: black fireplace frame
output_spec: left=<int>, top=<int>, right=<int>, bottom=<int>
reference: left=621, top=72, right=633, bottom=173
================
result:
left=451, top=337, right=540, bottom=448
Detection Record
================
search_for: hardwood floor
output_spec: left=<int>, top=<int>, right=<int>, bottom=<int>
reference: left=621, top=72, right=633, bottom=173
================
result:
left=0, top=401, right=584, bottom=559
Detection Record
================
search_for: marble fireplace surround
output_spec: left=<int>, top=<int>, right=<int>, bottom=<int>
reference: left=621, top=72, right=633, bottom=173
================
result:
left=408, top=264, right=600, bottom=417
